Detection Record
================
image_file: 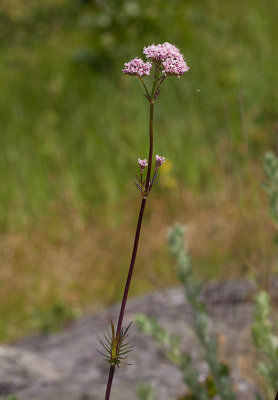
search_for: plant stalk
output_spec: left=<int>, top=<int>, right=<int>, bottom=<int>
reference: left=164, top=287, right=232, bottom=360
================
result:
left=104, top=101, right=154, bottom=400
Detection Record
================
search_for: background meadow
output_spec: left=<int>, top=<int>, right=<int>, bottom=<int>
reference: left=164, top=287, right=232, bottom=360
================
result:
left=0, top=0, right=278, bottom=342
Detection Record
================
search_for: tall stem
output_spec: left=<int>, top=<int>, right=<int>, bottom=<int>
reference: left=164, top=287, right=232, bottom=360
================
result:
left=145, top=102, right=154, bottom=194
left=105, top=366, right=115, bottom=400
left=104, top=101, right=154, bottom=400
left=115, top=198, right=146, bottom=337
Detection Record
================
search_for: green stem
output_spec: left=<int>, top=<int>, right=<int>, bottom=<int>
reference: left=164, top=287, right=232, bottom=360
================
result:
left=140, top=78, right=151, bottom=100
left=145, top=102, right=154, bottom=195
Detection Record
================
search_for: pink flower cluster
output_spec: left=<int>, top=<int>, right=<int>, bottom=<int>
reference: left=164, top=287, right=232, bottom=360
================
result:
left=123, top=42, right=188, bottom=78
left=138, top=158, right=148, bottom=171
left=143, top=42, right=189, bottom=77
left=155, top=155, right=165, bottom=168
left=123, top=58, right=152, bottom=77
left=143, top=42, right=180, bottom=62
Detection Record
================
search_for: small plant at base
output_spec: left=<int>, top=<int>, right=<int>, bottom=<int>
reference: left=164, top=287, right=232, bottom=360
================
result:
left=262, top=152, right=278, bottom=226
left=252, top=291, right=278, bottom=400
left=136, top=313, right=209, bottom=400
left=136, top=224, right=237, bottom=400
left=136, top=383, right=156, bottom=400
left=251, top=151, right=278, bottom=399
left=169, top=225, right=236, bottom=400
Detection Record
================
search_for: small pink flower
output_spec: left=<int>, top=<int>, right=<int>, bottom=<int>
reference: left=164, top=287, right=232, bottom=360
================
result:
left=143, top=42, right=189, bottom=77
left=123, top=58, right=152, bottom=77
left=162, top=54, right=189, bottom=77
left=138, top=158, right=148, bottom=171
left=155, top=155, right=165, bottom=168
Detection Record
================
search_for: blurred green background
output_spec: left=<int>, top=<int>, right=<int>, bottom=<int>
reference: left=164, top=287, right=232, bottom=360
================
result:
left=0, top=0, right=278, bottom=342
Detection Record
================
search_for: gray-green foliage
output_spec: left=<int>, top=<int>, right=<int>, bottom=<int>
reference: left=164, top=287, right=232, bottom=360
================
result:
left=252, top=291, right=278, bottom=400
left=136, top=224, right=237, bottom=400
left=136, top=383, right=156, bottom=400
left=252, top=152, right=278, bottom=398
left=170, top=224, right=236, bottom=400
left=262, top=152, right=278, bottom=225
left=136, top=314, right=209, bottom=400
left=136, top=314, right=182, bottom=365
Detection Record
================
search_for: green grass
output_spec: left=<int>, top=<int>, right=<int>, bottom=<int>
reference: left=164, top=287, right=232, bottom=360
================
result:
left=0, top=0, right=278, bottom=342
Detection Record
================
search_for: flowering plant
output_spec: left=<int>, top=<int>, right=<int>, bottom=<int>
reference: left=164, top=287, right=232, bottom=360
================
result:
left=99, top=42, right=189, bottom=400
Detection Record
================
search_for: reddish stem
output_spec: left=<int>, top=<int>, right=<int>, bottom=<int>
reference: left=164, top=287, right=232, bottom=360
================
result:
left=115, top=197, right=146, bottom=337
left=104, top=101, right=154, bottom=400
left=145, top=102, right=154, bottom=195
left=105, top=366, right=115, bottom=400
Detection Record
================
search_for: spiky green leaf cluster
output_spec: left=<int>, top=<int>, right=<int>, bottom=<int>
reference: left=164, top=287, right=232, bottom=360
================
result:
left=97, top=321, right=134, bottom=367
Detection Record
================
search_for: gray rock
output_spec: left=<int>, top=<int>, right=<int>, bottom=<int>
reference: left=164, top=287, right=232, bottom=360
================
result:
left=0, top=280, right=271, bottom=400
left=0, top=346, right=61, bottom=396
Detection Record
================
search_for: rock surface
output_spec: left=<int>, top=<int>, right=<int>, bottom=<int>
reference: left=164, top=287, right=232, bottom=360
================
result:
left=1, top=279, right=277, bottom=400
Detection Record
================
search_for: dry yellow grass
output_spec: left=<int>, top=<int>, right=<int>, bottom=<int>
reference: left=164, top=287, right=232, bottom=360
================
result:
left=0, top=169, right=276, bottom=342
